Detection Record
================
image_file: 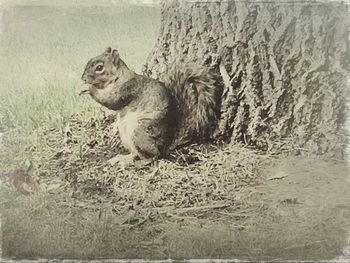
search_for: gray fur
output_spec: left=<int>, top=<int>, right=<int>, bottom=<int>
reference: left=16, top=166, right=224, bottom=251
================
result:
left=79, top=48, right=218, bottom=160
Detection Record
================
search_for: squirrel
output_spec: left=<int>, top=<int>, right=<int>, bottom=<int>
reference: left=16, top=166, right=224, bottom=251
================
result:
left=77, top=47, right=218, bottom=166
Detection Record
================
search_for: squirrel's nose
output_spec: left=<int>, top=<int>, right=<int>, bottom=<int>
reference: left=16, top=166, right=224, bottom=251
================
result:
left=81, top=75, right=88, bottom=82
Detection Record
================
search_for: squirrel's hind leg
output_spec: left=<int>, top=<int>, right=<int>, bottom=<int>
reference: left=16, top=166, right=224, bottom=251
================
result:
left=134, top=158, right=158, bottom=168
left=132, top=128, right=165, bottom=162
left=107, top=153, right=157, bottom=169
left=107, top=153, right=135, bottom=169
left=108, top=124, right=166, bottom=168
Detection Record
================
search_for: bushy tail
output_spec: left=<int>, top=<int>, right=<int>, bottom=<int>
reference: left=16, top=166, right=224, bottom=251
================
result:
left=163, top=66, right=219, bottom=148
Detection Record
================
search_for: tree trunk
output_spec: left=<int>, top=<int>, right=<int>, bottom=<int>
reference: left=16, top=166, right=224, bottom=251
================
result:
left=144, top=0, right=350, bottom=157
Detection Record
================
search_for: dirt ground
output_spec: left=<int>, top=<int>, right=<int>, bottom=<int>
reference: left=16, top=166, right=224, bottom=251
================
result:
left=255, top=156, right=350, bottom=260
left=0, top=114, right=350, bottom=261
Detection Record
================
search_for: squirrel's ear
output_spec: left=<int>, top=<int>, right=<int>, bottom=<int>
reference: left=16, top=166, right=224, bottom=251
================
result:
left=112, top=49, right=120, bottom=65
left=104, top=47, right=112, bottom=54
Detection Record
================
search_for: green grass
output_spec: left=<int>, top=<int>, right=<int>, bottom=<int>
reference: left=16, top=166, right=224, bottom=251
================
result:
left=0, top=4, right=160, bottom=131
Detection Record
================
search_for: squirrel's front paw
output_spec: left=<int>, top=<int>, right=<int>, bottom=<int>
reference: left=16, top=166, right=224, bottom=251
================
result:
left=107, top=154, right=134, bottom=169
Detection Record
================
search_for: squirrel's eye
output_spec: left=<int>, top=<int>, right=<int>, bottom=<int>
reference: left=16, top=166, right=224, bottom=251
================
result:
left=95, top=65, right=104, bottom=72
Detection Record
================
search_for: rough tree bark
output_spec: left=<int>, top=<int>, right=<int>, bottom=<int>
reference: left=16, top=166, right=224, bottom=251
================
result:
left=144, top=0, right=350, bottom=157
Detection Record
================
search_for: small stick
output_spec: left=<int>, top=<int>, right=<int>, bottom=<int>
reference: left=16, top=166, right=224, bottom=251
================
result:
left=173, top=203, right=229, bottom=215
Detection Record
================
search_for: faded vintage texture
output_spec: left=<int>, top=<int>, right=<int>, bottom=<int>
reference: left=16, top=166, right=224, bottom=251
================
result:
left=144, top=0, right=350, bottom=157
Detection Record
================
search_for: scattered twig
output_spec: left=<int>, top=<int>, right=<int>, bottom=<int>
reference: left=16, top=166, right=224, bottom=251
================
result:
left=173, top=203, right=230, bottom=215
left=267, top=172, right=288, bottom=180
left=166, top=212, right=197, bottom=221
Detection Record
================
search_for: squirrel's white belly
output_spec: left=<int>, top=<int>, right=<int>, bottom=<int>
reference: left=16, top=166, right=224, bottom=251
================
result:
left=116, top=109, right=140, bottom=157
